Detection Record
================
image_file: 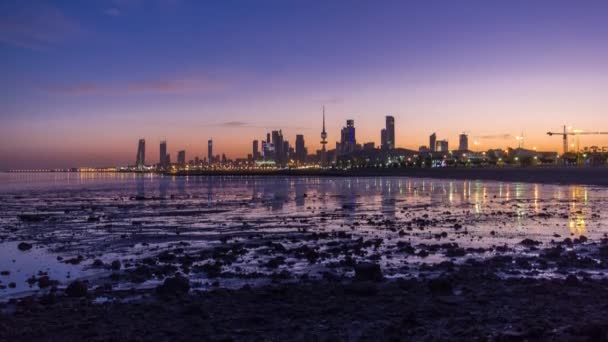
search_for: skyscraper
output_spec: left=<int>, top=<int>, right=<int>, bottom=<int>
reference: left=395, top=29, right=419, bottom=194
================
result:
left=458, top=133, right=469, bottom=151
left=252, top=140, right=259, bottom=160
left=429, top=133, right=437, bottom=152
left=208, top=139, right=213, bottom=165
left=136, top=138, right=145, bottom=168
left=177, top=150, right=186, bottom=165
left=159, top=140, right=167, bottom=167
left=295, top=134, right=306, bottom=163
left=339, top=119, right=356, bottom=155
left=380, top=129, right=387, bottom=150
left=385, top=115, right=395, bottom=150
left=459, top=133, right=469, bottom=151
left=271, top=130, right=284, bottom=166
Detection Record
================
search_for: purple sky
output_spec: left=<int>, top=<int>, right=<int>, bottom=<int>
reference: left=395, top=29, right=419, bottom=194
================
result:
left=2, top=0, right=608, bottom=169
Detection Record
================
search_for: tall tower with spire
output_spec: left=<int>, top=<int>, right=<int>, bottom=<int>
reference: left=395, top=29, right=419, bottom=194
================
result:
left=320, top=106, right=328, bottom=167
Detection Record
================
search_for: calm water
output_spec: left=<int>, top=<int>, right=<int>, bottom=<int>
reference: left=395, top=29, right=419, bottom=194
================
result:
left=0, top=172, right=606, bottom=298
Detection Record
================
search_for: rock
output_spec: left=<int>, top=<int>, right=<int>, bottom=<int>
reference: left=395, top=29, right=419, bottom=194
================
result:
left=354, top=262, right=383, bottom=282
left=65, top=280, right=88, bottom=297
left=156, top=275, right=190, bottom=296
left=37, top=276, right=53, bottom=288
left=111, top=260, right=121, bottom=270
left=8, top=282, right=16, bottom=288
left=17, top=242, right=33, bottom=251
left=92, top=259, right=104, bottom=267
left=520, top=239, right=542, bottom=247
left=0, top=270, right=9, bottom=276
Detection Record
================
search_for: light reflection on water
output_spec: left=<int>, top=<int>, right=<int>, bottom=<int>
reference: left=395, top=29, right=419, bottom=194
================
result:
left=0, top=172, right=607, bottom=296
left=0, top=172, right=604, bottom=236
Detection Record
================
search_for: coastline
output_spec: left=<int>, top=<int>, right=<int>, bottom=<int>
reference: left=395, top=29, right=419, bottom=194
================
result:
left=169, top=167, right=608, bottom=186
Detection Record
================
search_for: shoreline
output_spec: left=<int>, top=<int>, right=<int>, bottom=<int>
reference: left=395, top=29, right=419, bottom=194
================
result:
left=168, top=167, right=608, bottom=186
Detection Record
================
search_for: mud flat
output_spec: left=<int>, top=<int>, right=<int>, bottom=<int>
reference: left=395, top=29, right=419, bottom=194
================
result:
left=3, top=240, right=608, bottom=341
left=1, top=174, right=608, bottom=340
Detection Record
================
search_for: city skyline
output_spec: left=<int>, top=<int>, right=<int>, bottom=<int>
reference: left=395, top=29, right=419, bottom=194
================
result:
left=3, top=1, right=608, bottom=169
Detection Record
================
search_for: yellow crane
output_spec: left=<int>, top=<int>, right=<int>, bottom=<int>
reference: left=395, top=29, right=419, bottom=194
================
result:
left=547, top=125, right=608, bottom=155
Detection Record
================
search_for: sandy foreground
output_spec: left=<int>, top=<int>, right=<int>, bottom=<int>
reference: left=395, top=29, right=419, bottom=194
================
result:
left=2, top=238, right=608, bottom=341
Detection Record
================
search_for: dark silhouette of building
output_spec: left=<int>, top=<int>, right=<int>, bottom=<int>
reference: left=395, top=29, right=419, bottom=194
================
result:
left=459, top=133, right=469, bottom=151
left=385, top=115, right=395, bottom=149
left=136, top=138, right=145, bottom=168
left=436, top=139, right=449, bottom=152
left=381, top=129, right=387, bottom=150
left=295, top=134, right=306, bottom=163
left=208, top=139, right=213, bottom=165
left=363, top=142, right=375, bottom=151
left=159, top=140, right=167, bottom=167
left=177, top=150, right=186, bottom=166
left=339, top=119, right=356, bottom=155
left=252, top=140, right=259, bottom=160
left=272, top=130, right=285, bottom=166
left=429, top=133, right=437, bottom=152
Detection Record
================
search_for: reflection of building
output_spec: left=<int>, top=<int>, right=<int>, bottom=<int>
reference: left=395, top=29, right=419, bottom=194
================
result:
left=136, top=138, right=145, bottom=168
left=207, top=139, right=213, bottom=165
left=159, top=140, right=168, bottom=167
left=459, top=133, right=469, bottom=151
left=436, top=139, right=449, bottom=152
left=429, top=133, right=437, bottom=152
left=177, top=150, right=186, bottom=166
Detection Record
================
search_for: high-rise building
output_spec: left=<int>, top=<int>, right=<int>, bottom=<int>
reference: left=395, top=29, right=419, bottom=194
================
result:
left=380, top=129, right=387, bottom=150
left=136, top=138, right=145, bottom=168
left=271, top=130, right=285, bottom=165
left=252, top=140, right=259, bottom=160
left=295, top=134, right=306, bottom=163
left=207, top=139, right=213, bottom=165
left=177, top=150, right=186, bottom=165
left=339, top=119, right=356, bottom=155
left=283, top=141, right=289, bottom=161
left=159, top=140, right=167, bottom=167
left=429, top=133, right=437, bottom=152
left=436, top=139, right=449, bottom=152
left=385, top=115, right=395, bottom=150
left=459, top=133, right=469, bottom=151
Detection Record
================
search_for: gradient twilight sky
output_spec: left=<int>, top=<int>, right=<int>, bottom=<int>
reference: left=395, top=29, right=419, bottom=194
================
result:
left=2, top=0, right=608, bottom=169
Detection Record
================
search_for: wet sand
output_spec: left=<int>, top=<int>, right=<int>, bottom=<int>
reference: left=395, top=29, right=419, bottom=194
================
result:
left=1, top=174, right=608, bottom=340
left=176, top=167, right=608, bottom=186
left=3, top=240, right=608, bottom=341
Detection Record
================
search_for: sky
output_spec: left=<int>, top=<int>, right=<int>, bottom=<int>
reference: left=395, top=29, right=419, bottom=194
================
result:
left=1, top=0, right=608, bottom=169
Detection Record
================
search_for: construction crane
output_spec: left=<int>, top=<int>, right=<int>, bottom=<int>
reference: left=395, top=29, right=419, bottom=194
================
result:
left=547, top=125, right=608, bottom=154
